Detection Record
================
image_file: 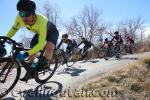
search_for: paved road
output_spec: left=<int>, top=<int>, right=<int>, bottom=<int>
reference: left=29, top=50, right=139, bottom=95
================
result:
left=1, top=52, right=148, bottom=100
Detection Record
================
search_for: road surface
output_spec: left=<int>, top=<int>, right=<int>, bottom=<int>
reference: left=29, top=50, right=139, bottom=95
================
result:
left=1, top=52, right=149, bottom=100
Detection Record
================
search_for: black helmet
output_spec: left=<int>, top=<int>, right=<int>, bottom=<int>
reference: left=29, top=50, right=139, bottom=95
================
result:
left=105, top=38, right=108, bottom=41
left=0, top=46, right=7, bottom=57
left=114, top=31, right=119, bottom=34
left=126, top=36, right=130, bottom=39
left=62, top=34, right=68, bottom=38
left=114, top=31, right=119, bottom=35
left=17, top=0, right=36, bottom=12
left=81, top=37, right=86, bottom=40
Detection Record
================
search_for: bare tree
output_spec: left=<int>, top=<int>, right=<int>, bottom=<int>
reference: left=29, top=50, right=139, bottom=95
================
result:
left=21, top=37, right=32, bottom=48
left=65, top=6, right=106, bottom=42
left=105, top=23, right=116, bottom=37
left=42, top=1, right=61, bottom=29
left=117, top=16, right=144, bottom=42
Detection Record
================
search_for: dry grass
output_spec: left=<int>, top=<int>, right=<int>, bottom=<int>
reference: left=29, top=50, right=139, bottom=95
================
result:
left=60, top=56, right=150, bottom=100
left=77, top=57, right=150, bottom=100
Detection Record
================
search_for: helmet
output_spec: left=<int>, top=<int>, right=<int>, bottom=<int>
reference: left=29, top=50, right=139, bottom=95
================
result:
left=81, top=37, right=86, bottom=40
left=114, top=31, right=119, bottom=35
left=62, top=34, right=68, bottom=39
left=0, top=46, right=7, bottom=57
left=105, top=38, right=108, bottom=41
left=17, top=0, right=36, bottom=12
left=126, top=36, right=130, bottom=39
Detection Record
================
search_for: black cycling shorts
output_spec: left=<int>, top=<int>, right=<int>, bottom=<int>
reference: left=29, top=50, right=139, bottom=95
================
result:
left=30, top=21, right=59, bottom=48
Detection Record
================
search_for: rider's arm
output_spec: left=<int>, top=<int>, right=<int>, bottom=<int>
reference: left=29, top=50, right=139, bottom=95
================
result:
left=27, top=22, right=47, bottom=56
left=111, top=37, right=114, bottom=42
left=68, top=39, right=73, bottom=47
left=57, top=40, right=63, bottom=49
left=118, top=35, right=121, bottom=42
left=6, top=16, right=21, bottom=38
left=91, top=42, right=95, bottom=48
left=77, top=41, right=83, bottom=47
left=102, top=42, right=106, bottom=48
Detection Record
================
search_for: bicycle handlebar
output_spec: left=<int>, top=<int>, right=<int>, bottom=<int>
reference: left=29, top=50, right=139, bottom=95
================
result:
left=0, top=36, right=30, bottom=51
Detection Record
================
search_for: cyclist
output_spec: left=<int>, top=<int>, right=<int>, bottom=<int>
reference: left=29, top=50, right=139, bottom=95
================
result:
left=126, top=36, right=134, bottom=45
left=111, top=31, right=123, bottom=50
left=57, top=34, right=77, bottom=54
left=56, top=34, right=77, bottom=63
left=102, top=38, right=113, bottom=48
left=102, top=38, right=114, bottom=57
left=78, top=37, right=94, bottom=59
left=5, top=0, right=59, bottom=82
left=126, top=36, right=134, bottom=54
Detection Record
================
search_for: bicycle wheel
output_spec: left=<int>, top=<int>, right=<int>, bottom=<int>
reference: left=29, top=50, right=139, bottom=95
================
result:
left=84, top=51, right=92, bottom=61
left=0, top=58, right=21, bottom=98
left=103, top=48, right=110, bottom=60
left=104, top=51, right=109, bottom=60
left=66, top=52, right=78, bottom=67
left=115, top=49, right=121, bottom=59
left=34, top=54, right=58, bottom=84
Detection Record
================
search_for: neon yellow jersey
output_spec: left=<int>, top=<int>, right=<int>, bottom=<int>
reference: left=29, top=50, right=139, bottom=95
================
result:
left=7, top=13, right=48, bottom=56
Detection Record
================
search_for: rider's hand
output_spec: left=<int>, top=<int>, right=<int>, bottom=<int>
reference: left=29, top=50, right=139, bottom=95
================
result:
left=54, top=48, right=57, bottom=51
left=0, top=40, right=4, bottom=46
left=17, top=52, right=29, bottom=61
left=0, top=44, right=3, bottom=48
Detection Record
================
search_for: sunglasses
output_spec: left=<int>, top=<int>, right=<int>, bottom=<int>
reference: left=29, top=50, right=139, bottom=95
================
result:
left=19, top=12, right=31, bottom=17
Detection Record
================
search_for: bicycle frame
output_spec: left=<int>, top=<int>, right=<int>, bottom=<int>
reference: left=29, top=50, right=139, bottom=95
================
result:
left=0, top=36, right=45, bottom=80
left=0, top=36, right=59, bottom=98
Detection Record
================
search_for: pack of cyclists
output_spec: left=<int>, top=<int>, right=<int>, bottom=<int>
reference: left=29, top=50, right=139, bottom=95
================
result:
left=103, top=31, right=134, bottom=50
left=57, top=31, right=134, bottom=60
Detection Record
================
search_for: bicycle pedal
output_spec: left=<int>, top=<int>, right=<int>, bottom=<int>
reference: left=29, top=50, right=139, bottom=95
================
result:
left=20, top=78, right=28, bottom=83
left=20, top=73, right=34, bottom=83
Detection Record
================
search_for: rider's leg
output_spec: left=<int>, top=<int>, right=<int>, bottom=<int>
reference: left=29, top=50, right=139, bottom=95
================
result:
left=36, top=29, right=58, bottom=71
left=26, top=34, right=39, bottom=63
left=44, top=42, right=55, bottom=63
left=115, top=42, right=120, bottom=51
left=82, top=46, right=90, bottom=58
left=66, top=46, right=72, bottom=54
left=83, top=46, right=87, bottom=54
left=44, top=28, right=59, bottom=63
left=20, top=34, right=39, bottom=82
left=128, top=43, right=133, bottom=54
left=27, top=54, right=37, bottom=62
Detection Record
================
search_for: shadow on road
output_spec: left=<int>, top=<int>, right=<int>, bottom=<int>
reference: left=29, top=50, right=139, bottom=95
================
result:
left=89, top=60, right=100, bottom=63
left=2, top=81, right=63, bottom=100
left=57, top=66, right=86, bottom=76
left=120, top=57, right=139, bottom=60
left=81, top=59, right=99, bottom=64
left=1, top=97, right=16, bottom=100
left=23, top=81, right=63, bottom=100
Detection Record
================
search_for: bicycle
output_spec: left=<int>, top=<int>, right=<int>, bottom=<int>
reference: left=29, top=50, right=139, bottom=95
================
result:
left=0, top=36, right=58, bottom=98
left=55, top=47, right=93, bottom=67
left=124, top=43, right=135, bottom=54
left=55, top=48, right=80, bottom=67
left=103, top=44, right=121, bottom=60
left=79, top=48, right=93, bottom=61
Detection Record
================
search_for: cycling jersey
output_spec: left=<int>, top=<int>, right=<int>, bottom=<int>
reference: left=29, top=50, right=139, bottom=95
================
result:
left=127, top=38, right=134, bottom=44
left=57, top=39, right=77, bottom=54
left=103, top=41, right=113, bottom=47
left=78, top=40, right=93, bottom=47
left=6, top=13, right=48, bottom=56
left=57, top=39, right=77, bottom=49
left=111, top=35, right=123, bottom=44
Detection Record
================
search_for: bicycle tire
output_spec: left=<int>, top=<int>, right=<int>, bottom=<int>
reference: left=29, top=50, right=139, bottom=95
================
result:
left=34, top=54, right=58, bottom=84
left=66, top=53, right=78, bottom=67
left=0, top=58, right=21, bottom=98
